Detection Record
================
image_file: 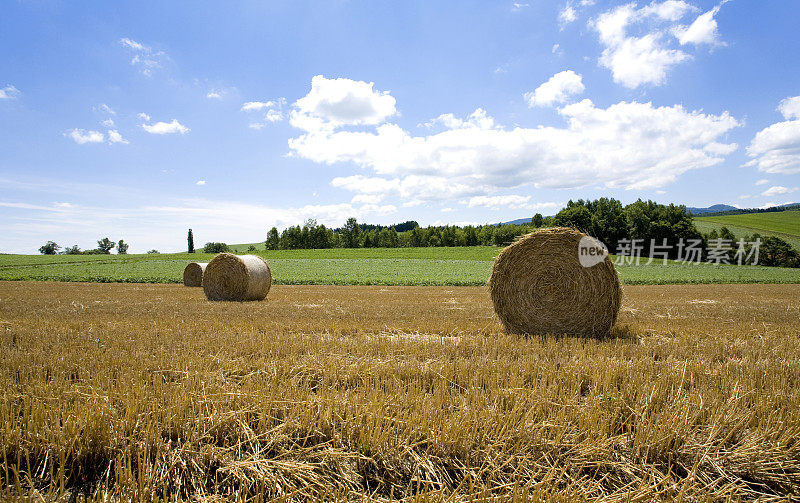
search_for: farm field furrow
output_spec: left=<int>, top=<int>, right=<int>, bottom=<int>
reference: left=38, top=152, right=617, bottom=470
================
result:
left=1, top=281, right=799, bottom=500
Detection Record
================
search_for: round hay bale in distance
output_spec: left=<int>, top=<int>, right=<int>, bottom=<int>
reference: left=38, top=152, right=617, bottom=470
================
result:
left=202, top=253, right=272, bottom=301
left=488, top=227, right=621, bottom=337
left=182, top=262, right=207, bottom=287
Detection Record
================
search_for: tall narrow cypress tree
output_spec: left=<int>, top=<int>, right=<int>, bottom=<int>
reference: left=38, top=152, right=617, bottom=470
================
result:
left=188, top=229, right=195, bottom=253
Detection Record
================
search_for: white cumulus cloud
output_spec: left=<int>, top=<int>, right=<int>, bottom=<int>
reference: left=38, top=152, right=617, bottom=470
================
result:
left=673, top=1, right=729, bottom=46
left=65, top=128, right=128, bottom=145
left=421, top=109, right=495, bottom=130
left=525, top=70, right=585, bottom=107
left=761, top=186, right=797, bottom=197
left=141, top=119, right=189, bottom=135
left=351, top=194, right=384, bottom=205
left=599, top=34, right=689, bottom=88
left=64, top=129, right=105, bottom=144
left=559, top=4, right=578, bottom=24
left=0, top=85, right=20, bottom=100
left=778, top=96, right=800, bottom=120
left=288, top=77, right=740, bottom=203
left=196, top=180, right=206, bottom=186
left=290, top=75, right=396, bottom=132
left=746, top=96, right=800, bottom=174
left=639, top=0, right=696, bottom=21
left=593, top=3, right=690, bottom=88
left=590, top=1, right=726, bottom=88
left=241, top=101, right=276, bottom=111
left=206, top=88, right=229, bottom=99
left=241, top=98, right=286, bottom=128
left=106, top=130, right=128, bottom=144
left=265, top=109, right=283, bottom=122
left=558, top=0, right=599, bottom=25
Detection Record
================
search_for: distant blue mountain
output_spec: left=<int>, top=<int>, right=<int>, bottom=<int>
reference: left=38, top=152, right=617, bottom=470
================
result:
left=494, top=217, right=533, bottom=226
left=686, top=204, right=738, bottom=215
left=688, top=202, right=800, bottom=216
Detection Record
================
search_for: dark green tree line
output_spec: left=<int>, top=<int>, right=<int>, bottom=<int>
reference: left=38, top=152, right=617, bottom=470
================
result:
left=256, top=198, right=798, bottom=268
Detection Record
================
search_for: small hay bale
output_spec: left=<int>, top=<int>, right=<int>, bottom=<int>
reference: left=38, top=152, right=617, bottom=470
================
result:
left=182, top=262, right=207, bottom=287
left=202, top=253, right=272, bottom=301
left=488, top=227, right=621, bottom=337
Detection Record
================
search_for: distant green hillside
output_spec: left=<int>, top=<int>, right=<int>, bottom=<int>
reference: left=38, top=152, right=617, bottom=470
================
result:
left=228, top=242, right=267, bottom=253
left=694, top=210, right=800, bottom=251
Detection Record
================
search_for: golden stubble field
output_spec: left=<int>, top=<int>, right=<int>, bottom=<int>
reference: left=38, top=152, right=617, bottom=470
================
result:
left=1, top=281, right=799, bottom=501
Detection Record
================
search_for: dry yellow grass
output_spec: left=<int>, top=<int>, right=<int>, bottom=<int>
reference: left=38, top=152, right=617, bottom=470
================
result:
left=1, top=281, right=799, bottom=501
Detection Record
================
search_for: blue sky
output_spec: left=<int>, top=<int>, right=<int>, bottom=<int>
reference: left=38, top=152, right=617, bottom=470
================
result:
left=1, top=0, right=799, bottom=253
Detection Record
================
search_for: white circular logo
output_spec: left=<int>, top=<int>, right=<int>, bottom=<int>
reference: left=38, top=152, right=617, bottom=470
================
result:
left=578, top=236, right=609, bottom=267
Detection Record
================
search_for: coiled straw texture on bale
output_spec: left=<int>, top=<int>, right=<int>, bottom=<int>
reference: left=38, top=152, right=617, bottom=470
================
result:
left=182, top=262, right=207, bottom=287
left=488, top=227, right=621, bottom=337
left=202, top=253, right=272, bottom=301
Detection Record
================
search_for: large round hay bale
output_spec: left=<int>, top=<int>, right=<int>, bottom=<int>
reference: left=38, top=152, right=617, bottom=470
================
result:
left=202, top=253, right=272, bottom=301
left=182, top=262, right=207, bottom=287
left=488, top=227, right=621, bottom=337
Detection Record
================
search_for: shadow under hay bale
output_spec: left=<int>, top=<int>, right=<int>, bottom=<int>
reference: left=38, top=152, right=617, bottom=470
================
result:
left=202, top=253, right=272, bottom=301
left=488, top=227, right=621, bottom=337
left=182, top=262, right=207, bottom=287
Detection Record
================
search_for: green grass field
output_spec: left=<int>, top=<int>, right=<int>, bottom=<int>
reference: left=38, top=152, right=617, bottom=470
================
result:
left=2, top=246, right=800, bottom=285
left=694, top=209, right=800, bottom=250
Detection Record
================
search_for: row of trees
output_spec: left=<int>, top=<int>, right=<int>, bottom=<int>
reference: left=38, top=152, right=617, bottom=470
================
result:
left=39, top=238, right=129, bottom=255
left=706, top=228, right=800, bottom=268
left=187, top=229, right=232, bottom=254
left=203, top=242, right=230, bottom=253
left=755, top=235, right=800, bottom=267
left=256, top=198, right=798, bottom=267
left=265, top=218, right=403, bottom=250
left=550, top=198, right=701, bottom=259
left=263, top=199, right=700, bottom=252
left=264, top=218, right=523, bottom=250
left=551, top=199, right=799, bottom=267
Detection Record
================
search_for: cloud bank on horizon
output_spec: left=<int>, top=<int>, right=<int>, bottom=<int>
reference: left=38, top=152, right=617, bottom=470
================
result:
left=0, top=0, right=798, bottom=252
